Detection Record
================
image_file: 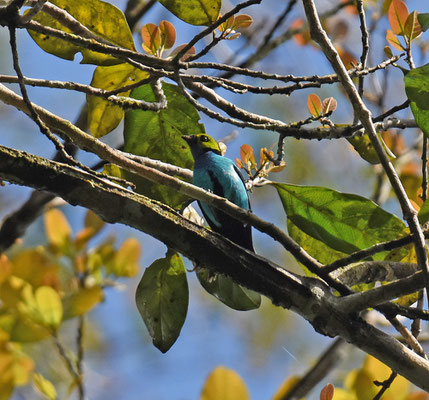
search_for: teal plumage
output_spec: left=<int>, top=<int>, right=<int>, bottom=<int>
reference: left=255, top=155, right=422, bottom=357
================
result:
left=182, top=134, right=254, bottom=252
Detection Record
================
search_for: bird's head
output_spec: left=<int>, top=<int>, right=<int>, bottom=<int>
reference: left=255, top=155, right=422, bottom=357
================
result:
left=182, top=134, right=222, bottom=159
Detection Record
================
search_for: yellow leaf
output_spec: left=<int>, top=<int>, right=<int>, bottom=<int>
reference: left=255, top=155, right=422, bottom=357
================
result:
left=35, top=287, right=63, bottom=329
left=0, top=255, right=12, bottom=286
left=33, top=373, right=57, bottom=400
left=11, top=249, right=60, bottom=290
left=12, top=353, right=34, bottom=386
left=44, top=209, right=71, bottom=250
left=271, top=376, right=301, bottom=400
left=200, top=366, right=250, bottom=400
left=63, top=286, right=104, bottom=320
left=19, top=286, right=63, bottom=330
left=112, top=238, right=140, bottom=277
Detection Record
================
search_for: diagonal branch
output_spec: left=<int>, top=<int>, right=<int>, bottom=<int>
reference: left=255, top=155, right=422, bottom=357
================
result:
left=301, top=0, right=429, bottom=307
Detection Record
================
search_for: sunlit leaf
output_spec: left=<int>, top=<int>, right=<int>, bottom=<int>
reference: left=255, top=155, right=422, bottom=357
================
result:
left=168, top=44, right=196, bottom=61
left=322, top=97, right=337, bottom=114
left=111, top=238, right=140, bottom=277
left=404, top=11, right=422, bottom=41
left=271, top=376, right=301, bottom=400
left=0, top=255, right=12, bottom=286
left=159, top=20, right=176, bottom=50
left=141, top=23, right=161, bottom=55
left=307, top=94, right=322, bottom=116
left=320, top=383, right=335, bottom=400
left=196, top=268, right=261, bottom=311
left=388, top=0, right=409, bottom=36
left=27, top=0, right=135, bottom=65
left=75, top=210, right=105, bottom=249
left=44, top=208, right=71, bottom=250
left=158, top=0, right=221, bottom=26
left=87, top=64, right=149, bottom=138
left=3, top=313, right=50, bottom=343
left=386, top=29, right=404, bottom=51
left=35, top=287, right=63, bottom=329
left=384, top=45, right=394, bottom=58
left=33, top=373, right=57, bottom=400
left=12, top=352, right=34, bottom=386
left=135, top=250, right=188, bottom=353
left=291, top=19, right=311, bottom=46
left=232, top=15, right=253, bottom=30
left=200, top=366, right=250, bottom=400
left=240, top=144, right=256, bottom=169
left=63, top=286, right=104, bottom=320
left=273, top=183, right=407, bottom=257
left=337, top=46, right=357, bottom=70
left=11, top=249, right=60, bottom=290
left=20, top=286, right=63, bottom=330
left=124, top=82, right=203, bottom=209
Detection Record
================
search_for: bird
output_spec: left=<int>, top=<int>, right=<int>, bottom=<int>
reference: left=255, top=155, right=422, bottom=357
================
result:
left=182, top=134, right=254, bottom=252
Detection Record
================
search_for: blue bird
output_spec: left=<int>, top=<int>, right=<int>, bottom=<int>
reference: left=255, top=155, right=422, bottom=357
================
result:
left=182, top=134, right=254, bottom=252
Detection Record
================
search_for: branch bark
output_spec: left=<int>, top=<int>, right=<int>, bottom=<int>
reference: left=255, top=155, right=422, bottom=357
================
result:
left=1, top=145, right=429, bottom=390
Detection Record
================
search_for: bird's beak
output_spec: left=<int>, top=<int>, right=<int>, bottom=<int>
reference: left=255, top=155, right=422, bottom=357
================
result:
left=182, top=135, right=193, bottom=143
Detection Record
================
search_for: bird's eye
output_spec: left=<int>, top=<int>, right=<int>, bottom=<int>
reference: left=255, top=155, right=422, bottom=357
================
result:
left=200, top=135, right=209, bottom=142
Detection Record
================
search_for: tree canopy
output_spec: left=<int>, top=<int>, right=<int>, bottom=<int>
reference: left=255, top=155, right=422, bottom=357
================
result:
left=1, top=0, right=429, bottom=399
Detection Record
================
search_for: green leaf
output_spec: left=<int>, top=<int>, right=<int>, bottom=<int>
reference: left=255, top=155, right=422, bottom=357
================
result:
left=287, top=220, right=348, bottom=268
left=123, top=82, right=204, bottom=209
left=27, top=0, right=135, bottom=65
left=135, top=250, right=188, bottom=353
left=404, top=63, right=429, bottom=110
left=273, top=183, right=407, bottom=258
left=410, top=102, right=429, bottom=138
left=87, top=64, right=149, bottom=137
left=196, top=269, right=261, bottom=311
left=158, top=0, right=221, bottom=26
left=418, top=199, right=429, bottom=225
left=417, top=13, right=429, bottom=32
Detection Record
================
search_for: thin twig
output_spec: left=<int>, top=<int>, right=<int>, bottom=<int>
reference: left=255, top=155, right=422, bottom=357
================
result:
left=373, top=370, right=397, bottom=400
left=172, top=0, right=261, bottom=62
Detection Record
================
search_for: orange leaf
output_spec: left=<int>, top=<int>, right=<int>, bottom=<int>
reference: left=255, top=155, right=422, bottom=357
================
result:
left=404, top=11, right=422, bottom=41
left=337, top=46, right=357, bottom=70
left=388, top=0, right=409, bottom=36
left=169, top=44, right=196, bottom=61
left=320, top=383, right=334, bottom=400
left=233, top=14, right=253, bottom=30
left=291, top=19, right=311, bottom=46
left=307, top=94, right=322, bottom=116
left=322, top=97, right=337, bottom=114
left=386, top=29, right=404, bottom=51
left=141, top=23, right=161, bottom=55
left=159, top=20, right=176, bottom=50
left=235, top=158, right=244, bottom=169
left=240, top=144, right=256, bottom=167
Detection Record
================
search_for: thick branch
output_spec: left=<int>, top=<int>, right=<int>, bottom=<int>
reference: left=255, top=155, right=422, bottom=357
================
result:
left=1, top=145, right=429, bottom=390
